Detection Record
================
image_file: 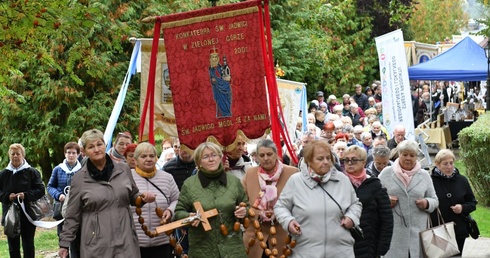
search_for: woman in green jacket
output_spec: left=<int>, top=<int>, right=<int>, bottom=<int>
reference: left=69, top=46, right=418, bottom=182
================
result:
left=174, top=142, right=248, bottom=258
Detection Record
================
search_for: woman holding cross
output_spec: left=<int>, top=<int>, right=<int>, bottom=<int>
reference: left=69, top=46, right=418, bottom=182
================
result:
left=174, top=141, right=248, bottom=257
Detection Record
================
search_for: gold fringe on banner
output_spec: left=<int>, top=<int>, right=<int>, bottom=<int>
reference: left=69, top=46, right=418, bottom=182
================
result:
left=161, top=6, right=258, bottom=29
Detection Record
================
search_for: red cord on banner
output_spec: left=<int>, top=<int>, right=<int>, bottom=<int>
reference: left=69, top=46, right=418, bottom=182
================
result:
left=138, top=17, right=162, bottom=145
left=258, top=1, right=298, bottom=165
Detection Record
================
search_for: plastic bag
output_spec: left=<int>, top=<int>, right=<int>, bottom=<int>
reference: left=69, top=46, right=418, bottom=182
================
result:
left=4, top=202, right=21, bottom=238
left=30, top=195, right=52, bottom=220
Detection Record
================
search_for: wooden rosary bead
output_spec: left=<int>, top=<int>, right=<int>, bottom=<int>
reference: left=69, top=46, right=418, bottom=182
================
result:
left=264, top=248, right=272, bottom=256
left=270, top=237, right=277, bottom=246
left=284, top=248, right=292, bottom=256
left=270, top=225, right=276, bottom=235
left=220, top=224, right=228, bottom=236
left=280, top=255, right=286, bottom=258
left=155, top=207, right=164, bottom=218
left=256, top=231, right=264, bottom=241
left=248, top=237, right=256, bottom=247
left=260, top=241, right=267, bottom=249
left=285, top=235, right=291, bottom=244
left=248, top=208, right=256, bottom=217
left=169, top=235, right=177, bottom=246
left=175, top=244, right=183, bottom=255
left=289, top=239, right=297, bottom=248
left=239, top=202, right=247, bottom=207
left=138, top=216, right=145, bottom=224
left=243, top=217, right=250, bottom=228
left=135, top=196, right=143, bottom=207
left=141, top=225, right=148, bottom=232
left=234, top=221, right=241, bottom=232
left=253, top=220, right=261, bottom=229
left=271, top=248, right=279, bottom=256
left=135, top=207, right=142, bottom=216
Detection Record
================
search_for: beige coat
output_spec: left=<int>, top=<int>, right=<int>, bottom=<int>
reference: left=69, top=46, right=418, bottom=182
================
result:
left=242, top=164, right=298, bottom=258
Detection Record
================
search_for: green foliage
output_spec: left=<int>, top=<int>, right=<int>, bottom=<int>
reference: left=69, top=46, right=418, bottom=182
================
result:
left=0, top=0, right=418, bottom=180
left=408, top=0, right=467, bottom=43
left=459, top=113, right=490, bottom=206
left=270, top=0, right=380, bottom=98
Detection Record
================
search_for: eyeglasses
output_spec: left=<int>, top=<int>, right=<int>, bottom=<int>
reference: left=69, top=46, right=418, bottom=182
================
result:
left=343, top=158, right=364, bottom=164
left=202, top=153, right=219, bottom=160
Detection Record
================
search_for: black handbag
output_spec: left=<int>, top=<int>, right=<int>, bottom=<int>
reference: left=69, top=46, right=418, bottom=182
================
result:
left=317, top=183, right=364, bottom=240
left=466, top=215, right=480, bottom=239
left=53, top=201, right=63, bottom=220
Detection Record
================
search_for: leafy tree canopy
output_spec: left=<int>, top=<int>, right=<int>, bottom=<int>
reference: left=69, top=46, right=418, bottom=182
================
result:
left=0, top=0, right=416, bottom=180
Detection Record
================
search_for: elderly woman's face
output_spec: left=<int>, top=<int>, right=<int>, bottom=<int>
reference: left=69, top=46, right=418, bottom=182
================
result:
left=137, top=149, right=156, bottom=172
left=399, top=151, right=418, bottom=170
left=258, top=146, right=277, bottom=172
left=85, top=139, right=106, bottom=163
left=372, top=124, right=381, bottom=134
left=200, top=147, right=221, bottom=172
left=436, top=157, right=454, bottom=176
left=9, top=149, right=24, bottom=168
left=126, top=152, right=137, bottom=169
left=115, top=137, right=132, bottom=156
left=344, top=152, right=366, bottom=174
left=333, top=146, right=346, bottom=159
left=307, top=116, right=315, bottom=124
left=308, top=146, right=332, bottom=175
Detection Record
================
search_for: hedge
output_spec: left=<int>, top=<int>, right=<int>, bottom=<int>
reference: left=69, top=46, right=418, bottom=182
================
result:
left=459, top=112, right=490, bottom=206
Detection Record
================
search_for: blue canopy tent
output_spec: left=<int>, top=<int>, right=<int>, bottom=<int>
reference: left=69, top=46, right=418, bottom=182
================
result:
left=408, top=37, right=487, bottom=81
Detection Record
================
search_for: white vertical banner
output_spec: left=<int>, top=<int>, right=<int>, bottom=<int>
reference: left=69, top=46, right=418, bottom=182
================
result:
left=375, top=29, right=415, bottom=140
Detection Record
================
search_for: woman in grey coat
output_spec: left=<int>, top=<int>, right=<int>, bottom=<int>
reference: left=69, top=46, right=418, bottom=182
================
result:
left=274, top=140, right=362, bottom=258
left=58, top=129, right=156, bottom=258
left=378, top=140, right=438, bottom=258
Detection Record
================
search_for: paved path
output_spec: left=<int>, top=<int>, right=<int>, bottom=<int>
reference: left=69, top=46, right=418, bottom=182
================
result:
left=463, top=237, right=490, bottom=257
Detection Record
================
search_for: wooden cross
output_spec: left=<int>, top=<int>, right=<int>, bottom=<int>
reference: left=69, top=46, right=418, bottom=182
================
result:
left=155, top=201, right=218, bottom=234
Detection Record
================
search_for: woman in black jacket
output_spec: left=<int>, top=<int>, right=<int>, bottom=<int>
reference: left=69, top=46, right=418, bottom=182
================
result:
left=343, top=145, right=393, bottom=258
left=0, top=143, right=45, bottom=258
left=431, top=149, right=477, bottom=254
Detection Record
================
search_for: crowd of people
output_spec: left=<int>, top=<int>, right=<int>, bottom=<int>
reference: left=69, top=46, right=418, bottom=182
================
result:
left=0, top=81, right=480, bottom=258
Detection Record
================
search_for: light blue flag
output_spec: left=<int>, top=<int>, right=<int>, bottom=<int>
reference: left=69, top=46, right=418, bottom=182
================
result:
left=300, top=85, right=308, bottom=132
left=104, top=40, right=141, bottom=152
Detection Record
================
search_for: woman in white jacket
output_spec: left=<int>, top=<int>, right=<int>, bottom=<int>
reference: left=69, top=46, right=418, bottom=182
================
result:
left=131, top=142, right=180, bottom=258
left=274, top=140, right=362, bottom=258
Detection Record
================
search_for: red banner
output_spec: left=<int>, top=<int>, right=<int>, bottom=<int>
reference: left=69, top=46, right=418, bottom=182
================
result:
left=161, top=1, right=269, bottom=149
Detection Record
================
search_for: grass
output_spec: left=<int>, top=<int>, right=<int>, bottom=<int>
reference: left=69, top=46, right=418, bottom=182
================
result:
left=0, top=207, right=59, bottom=258
left=0, top=159, right=487, bottom=257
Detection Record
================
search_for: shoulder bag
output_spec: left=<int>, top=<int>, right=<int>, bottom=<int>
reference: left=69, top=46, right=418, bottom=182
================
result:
left=419, top=208, right=460, bottom=258
left=317, top=183, right=364, bottom=240
left=438, top=179, right=479, bottom=239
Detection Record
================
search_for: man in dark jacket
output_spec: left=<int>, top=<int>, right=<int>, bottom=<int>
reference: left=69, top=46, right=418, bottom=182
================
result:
left=387, top=125, right=406, bottom=150
left=162, top=146, right=195, bottom=191
left=353, top=84, right=369, bottom=111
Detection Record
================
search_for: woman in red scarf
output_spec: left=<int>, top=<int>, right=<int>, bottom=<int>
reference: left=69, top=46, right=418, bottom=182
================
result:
left=343, top=145, right=393, bottom=258
left=242, top=139, right=298, bottom=258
